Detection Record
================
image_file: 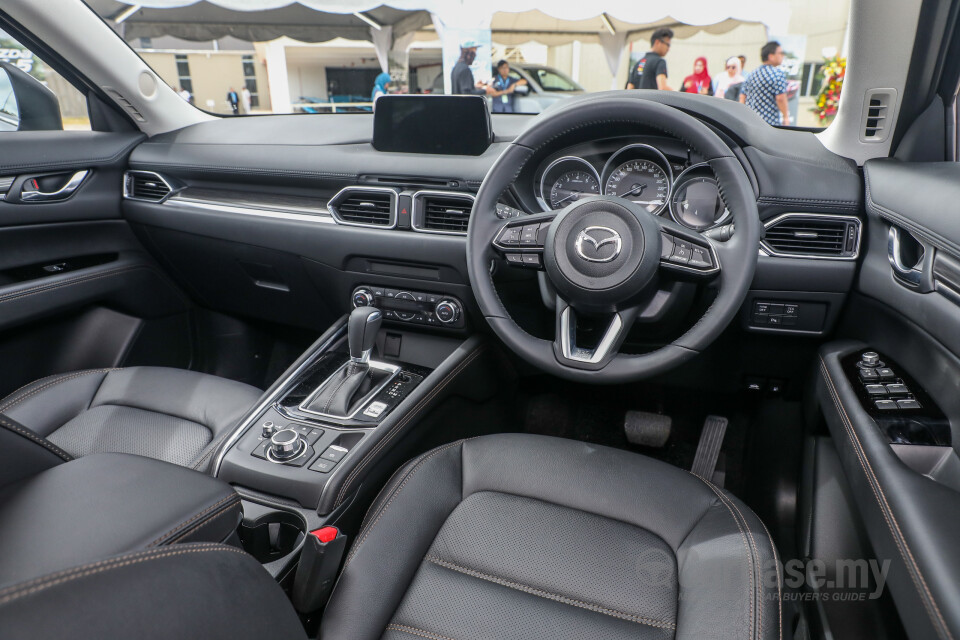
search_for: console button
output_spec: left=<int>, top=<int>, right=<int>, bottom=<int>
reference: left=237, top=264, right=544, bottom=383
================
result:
left=498, top=227, right=521, bottom=245
left=520, top=224, right=541, bottom=245
left=251, top=441, right=269, bottom=459
left=669, top=240, right=692, bottom=264
left=876, top=367, right=895, bottom=380
left=874, top=399, right=898, bottom=410
left=885, top=383, right=910, bottom=395
left=309, top=458, right=337, bottom=473
left=320, top=445, right=348, bottom=463
left=767, top=315, right=783, bottom=325
left=363, top=401, right=388, bottom=418
left=261, top=420, right=277, bottom=438
left=292, top=425, right=323, bottom=446
left=784, top=304, right=799, bottom=316
left=859, top=368, right=879, bottom=381
left=688, top=245, right=713, bottom=269
left=864, top=384, right=887, bottom=396
left=897, top=399, right=922, bottom=410
left=755, top=302, right=772, bottom=314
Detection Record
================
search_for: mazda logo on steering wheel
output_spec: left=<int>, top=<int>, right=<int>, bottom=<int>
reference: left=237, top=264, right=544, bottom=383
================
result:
left=574, top=226, right=623, bottom=263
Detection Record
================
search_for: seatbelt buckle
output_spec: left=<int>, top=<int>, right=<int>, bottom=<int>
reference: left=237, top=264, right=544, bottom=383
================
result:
left=292, top=526, right=348, bottom=613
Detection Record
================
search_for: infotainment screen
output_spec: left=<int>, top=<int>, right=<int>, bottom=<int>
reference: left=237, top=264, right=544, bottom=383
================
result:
left=372, top=95, right=492, bottom=156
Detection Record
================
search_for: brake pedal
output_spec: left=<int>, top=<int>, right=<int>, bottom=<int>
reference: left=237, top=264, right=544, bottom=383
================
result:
left=624, top=410, right=672, bottom=448
left=691, top=415, right=729, bottom=483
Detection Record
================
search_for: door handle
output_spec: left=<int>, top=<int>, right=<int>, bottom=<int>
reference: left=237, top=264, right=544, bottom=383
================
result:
left=20, top=170, right=89, bottom=202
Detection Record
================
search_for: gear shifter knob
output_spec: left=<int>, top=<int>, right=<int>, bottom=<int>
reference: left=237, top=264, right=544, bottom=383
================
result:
left=348, top=306, right=381, bottom=363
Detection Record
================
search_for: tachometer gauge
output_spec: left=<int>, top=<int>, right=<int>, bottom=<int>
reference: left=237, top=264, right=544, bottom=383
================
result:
left=669, top=163, right=730, bottom=231
left=601, top=143, right=673, bottom=215
left=537, top=156, right=601, bottom=211
left=549, top=170, right=600, bottom=209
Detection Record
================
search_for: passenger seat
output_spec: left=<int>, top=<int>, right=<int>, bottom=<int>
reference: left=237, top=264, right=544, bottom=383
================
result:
left=0, top=367, right=260, bottom=474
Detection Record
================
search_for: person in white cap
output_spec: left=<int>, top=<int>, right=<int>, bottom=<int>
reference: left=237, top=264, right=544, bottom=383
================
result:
left=450, top=40, right=490, bottom=95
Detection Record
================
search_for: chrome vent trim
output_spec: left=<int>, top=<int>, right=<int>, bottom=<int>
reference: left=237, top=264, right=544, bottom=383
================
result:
left=761, top=213, right=861, bottom=260
left=411, top=190, right=475, bottom=235
left=328, top=186, right=398, bottom=228
left=123, top=171, right=173, bottom=202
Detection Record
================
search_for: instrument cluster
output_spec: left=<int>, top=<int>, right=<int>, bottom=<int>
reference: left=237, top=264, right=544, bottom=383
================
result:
left=533, top=140, right=730, bottom=231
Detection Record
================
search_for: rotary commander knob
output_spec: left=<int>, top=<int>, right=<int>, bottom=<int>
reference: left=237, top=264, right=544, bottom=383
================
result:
left=269, top=428, right=303, bottom=460
left=435, top=299, right=461, bottom=325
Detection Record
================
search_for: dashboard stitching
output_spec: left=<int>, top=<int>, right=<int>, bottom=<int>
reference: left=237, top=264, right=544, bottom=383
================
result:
left=0, top=137, right=143, bottom=175
left=131, top=162, right=356, bottom=179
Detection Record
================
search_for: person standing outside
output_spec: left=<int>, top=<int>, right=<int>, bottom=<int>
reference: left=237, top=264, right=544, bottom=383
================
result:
left=371, top=72, right=391, bottom=103
left=226, top=87, right=239, bottom=115
left=680, top=57, right=712, bottom=94
left=450, top=41, right=490, bottom=96
left=488, top=60, right=527, bottom=113
left=240, top=85, right=252, bottom=114
left=739, top=41, right=790, bottom=126
left=626, top=28, right=674, bottom=91
left=714, top=56, right=745, bottom=99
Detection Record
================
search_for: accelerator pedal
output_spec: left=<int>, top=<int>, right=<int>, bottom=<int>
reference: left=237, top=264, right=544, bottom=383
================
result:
left=624, top=410, right=672, bottom=448
left=691, top=415, right=729, bottom=482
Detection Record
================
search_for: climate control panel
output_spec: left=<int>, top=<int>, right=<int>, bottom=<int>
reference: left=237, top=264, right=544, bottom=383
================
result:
left=351, top=285, right=465, bottom=328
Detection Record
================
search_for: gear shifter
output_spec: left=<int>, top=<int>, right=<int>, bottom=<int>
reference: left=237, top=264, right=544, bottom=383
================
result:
left=303, top=307, right=383, bottom=417
left=348, top=306, right=381, bottom=364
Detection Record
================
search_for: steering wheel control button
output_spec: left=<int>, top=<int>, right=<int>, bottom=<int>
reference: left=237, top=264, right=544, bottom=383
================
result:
left=521, top=253, right=542, bottom=267
left=309, top=458, right=337, bottom=473
left=505, top=253, right=523, bottom=264
left=865, top=384, right=887, bottom=396
left=497, top=227, right=521, bottom=245
left=688, top=245, right=713, bottom=268
left=660, top=233, right=674, bottom=258
left=669, top=241, right=692, bottom=264
left=320, top=445, right=348, bottom=463
left=875, top=399, right=898, bottom=411
left=520, top=224, right=540, bottom=245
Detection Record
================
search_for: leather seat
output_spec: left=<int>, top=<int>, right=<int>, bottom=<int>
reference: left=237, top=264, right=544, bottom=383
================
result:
left=322, top=433, right=782, bottom=640
left=0, top=367, right=261, bottom=473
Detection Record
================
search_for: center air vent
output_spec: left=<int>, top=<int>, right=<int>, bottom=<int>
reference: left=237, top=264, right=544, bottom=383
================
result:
left=328, top=187, right=397, bottom=227
left=124, top=171, right=172, bottom=202
left=762, top=214, right=861, bottom=259
left=413, top=191, right=475, bottom=235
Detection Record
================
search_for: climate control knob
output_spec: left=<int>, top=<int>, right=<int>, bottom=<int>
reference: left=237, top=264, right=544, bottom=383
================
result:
left=269, top=428, right=302, bottom=460
left=352, top=288, right=375, bottom=308
left=435, top=299, right=461, bottom=325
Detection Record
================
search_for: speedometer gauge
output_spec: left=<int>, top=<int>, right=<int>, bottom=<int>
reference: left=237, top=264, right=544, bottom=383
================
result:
left=600, top=143, right=673, bottom=215
left=537, top=156, right=602, bottom=211
left=549, top=170, right=599, bottom=209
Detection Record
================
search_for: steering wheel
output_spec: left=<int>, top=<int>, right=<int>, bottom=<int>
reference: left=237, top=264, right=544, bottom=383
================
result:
left=467, top=95, right=761, bottom=383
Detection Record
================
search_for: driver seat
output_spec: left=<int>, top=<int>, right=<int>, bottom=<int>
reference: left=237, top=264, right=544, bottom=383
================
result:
left=322, top=433, right=782, bottom=640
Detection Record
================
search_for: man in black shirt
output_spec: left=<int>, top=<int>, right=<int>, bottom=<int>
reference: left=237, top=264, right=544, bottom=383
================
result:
left=450, top=41, right=490, bottom=96
left=626, top=28, right=674, bottom=91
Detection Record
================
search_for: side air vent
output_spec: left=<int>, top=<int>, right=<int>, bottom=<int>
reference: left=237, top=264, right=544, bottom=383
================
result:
left=328, top=187, right=397, bottom=227
left=124, top=171, right=172, bottom=202
left=412, top=191, right=475, bottom=235
left=762, top=214, right=861, bottom=259
left=860, top=88, right=896, bottom=142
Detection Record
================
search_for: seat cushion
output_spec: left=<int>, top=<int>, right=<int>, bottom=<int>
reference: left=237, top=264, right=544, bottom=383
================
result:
left=322, top=433, right=782, bottom=640
left=0, top=367, right=261, bottom=472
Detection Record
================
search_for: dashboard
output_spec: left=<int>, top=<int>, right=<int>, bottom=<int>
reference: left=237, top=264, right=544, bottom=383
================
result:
left=531, top=136, right=730, bottom=231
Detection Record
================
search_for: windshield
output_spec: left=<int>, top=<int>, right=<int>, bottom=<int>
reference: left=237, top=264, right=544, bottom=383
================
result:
left=93, top=0, right=849, bottom=128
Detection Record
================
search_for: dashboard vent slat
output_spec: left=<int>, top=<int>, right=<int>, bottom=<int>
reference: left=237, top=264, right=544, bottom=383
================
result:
left=762, top=215, right=860, bottom=259
left=413, top=192, right=475, bottom=235
left=124, top=171, right=172, bottom=202
left=328, top=188, right=396, bottom=227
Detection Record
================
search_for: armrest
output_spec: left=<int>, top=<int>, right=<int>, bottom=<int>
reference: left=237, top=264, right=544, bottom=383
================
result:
left=0, top=453, right=241, bottom=588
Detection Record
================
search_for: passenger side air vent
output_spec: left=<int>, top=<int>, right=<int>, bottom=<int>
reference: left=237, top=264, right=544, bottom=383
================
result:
left=328, top=187, right=397, bottom=227
left=412, top=191, right=475, bottom=235
left=860, top=89, right=896, bottom=142
left=762, top=214, right=861, bottom=259
left=124, top=171, right=172, bottom=202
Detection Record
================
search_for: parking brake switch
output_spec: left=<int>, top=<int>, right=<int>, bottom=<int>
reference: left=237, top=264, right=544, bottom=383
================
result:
left=292, top=526, right=348, bottom=613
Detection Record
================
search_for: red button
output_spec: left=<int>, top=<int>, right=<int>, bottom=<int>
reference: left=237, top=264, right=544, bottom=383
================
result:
left=311, top=526, right=338, bottom=543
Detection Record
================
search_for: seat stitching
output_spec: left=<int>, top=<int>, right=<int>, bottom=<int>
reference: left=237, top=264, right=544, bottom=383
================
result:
left=343, top=440, right=465, bottom=567
left=148, top=494, right=240, bottom=547
left=426, top=555, right=677, bottom=630
left=192, top=426, right=233, bottom=470
left=0, top=369, right=117, bottom=413
left=0, top=544, right=246, bottom=606
left=0, top=415, right=74, bottom=461
left=358, top=450, right=432, bottom=535
left=819, top=357, right=952, bottom=639
left=757, top=513, right=783, bottom=640
left=169, top=500, right=241, bottom=544
left=690, top=475, right=755, bottom=640
left=334, top=346, right=484, bottom=507
left=385, top=624, right=458, bottom=640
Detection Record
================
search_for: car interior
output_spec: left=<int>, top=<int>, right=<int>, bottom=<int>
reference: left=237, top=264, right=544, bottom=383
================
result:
left=1, top=1, right=960, bottom=639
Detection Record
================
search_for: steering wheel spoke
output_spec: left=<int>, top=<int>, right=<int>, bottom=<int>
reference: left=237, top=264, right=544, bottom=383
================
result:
left=656, top=217, right=720, bottom=279
left=553, top=299, right=638, bottom=369
left=491, top=212, right=556, bottom=270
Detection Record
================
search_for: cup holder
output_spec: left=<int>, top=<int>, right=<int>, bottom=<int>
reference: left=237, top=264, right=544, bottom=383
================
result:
left=238, top=509, right=306, bottom=564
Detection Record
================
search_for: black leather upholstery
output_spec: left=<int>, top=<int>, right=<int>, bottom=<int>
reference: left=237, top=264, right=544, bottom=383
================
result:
left=0, top=366, right=261, bottom=472
left=0, top=452, right=241, bottom=589
left=0, top=543, right=307, bottom=640
left=322, top=434, right=782, bottom=640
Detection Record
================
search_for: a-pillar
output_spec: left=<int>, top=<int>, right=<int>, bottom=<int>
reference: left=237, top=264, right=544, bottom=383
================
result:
left=263, top=39, right=291, bottom=114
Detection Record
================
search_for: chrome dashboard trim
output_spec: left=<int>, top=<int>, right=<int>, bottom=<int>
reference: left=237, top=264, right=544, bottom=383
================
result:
left=123, top=170, right=175, bottom=203
left=294, top=359, right=401, bottom=421
left=163, top=194, right=336, bottom=224
left=759, top=212, right=862, bottom=261
left=410, top=190, right=475, bottom=236
left=327, top=185, right=399, bottom=229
